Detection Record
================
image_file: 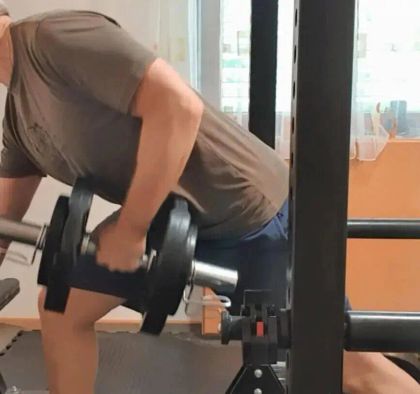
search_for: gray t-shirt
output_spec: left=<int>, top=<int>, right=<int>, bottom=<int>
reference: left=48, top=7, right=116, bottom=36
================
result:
left=0, top=10, right=289, bottom=239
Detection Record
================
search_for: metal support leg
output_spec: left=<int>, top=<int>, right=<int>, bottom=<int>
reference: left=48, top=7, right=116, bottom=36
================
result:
left=227, top=365, right=284, bottom=394
left=287, top=0, right=356, bottom=392
left=224, top=290, right=285, bottom=393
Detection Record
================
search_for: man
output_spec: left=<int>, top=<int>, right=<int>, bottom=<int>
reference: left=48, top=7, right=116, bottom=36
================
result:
left=0, top=3, right=417, bottom=394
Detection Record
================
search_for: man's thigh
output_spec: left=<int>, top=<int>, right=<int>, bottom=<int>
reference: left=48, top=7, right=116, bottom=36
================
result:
left=70, top=209, right=148, bottom=313
left=195, top=210, right=289, bottom=315
left=70, top=204, right=291, bottom=316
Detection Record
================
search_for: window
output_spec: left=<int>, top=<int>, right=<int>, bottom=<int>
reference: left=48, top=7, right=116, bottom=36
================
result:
left=220, top=0, right=251, bottom=115
left=200, top=0, right=420, bottom=143
left=354, top=0, right=420, bottom=139
left=219, top=0, right=293, bottom=119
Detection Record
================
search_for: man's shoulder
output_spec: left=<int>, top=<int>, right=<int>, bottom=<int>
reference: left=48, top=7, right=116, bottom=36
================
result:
left=12, top=10, right=120, bottom=37
left=11, top=9, right=122, bottom=64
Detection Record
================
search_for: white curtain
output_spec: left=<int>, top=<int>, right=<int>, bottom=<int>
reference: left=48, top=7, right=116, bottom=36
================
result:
left=349, top=0, right=389, bottom=162
left=218, top=0, right=411, bottom=162
left=276, top=0, right=389, bottom=162
left=344, top=0, right=420, bottom=160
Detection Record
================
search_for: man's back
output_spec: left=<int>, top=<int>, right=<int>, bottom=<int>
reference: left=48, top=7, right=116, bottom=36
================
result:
left=1, top=10, right=289, bottom=238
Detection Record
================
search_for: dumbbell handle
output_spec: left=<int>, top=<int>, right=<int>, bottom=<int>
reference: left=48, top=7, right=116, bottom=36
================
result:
left=0, top=216, right=238, bottom=293
left=81, top=236, right=151, bottom=269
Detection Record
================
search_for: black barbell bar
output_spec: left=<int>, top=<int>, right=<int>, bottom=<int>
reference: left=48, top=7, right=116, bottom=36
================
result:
left=221, top=309, right=420, bottom=353
left=5, top=217, right=420, bottom=246
left=348, top=219, right=420, bottom=239
left=345, top=311, right=420, bottom=352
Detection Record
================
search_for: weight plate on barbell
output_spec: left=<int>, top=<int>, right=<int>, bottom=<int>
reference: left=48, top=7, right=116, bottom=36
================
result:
left=141, top=198, right=196, bottom=335
left=44, top=178, right=94, bottom=312
left=37, top=195, right=69, bottom=287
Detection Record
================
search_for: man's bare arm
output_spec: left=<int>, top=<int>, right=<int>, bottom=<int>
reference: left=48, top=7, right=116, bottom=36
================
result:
left=117, top=58, right=204, bottom=239
left=0, top=176, right=42, bottom=253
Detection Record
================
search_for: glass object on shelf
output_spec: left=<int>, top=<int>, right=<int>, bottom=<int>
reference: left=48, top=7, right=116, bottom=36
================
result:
left=353, top=0, right=420, bottom=142
left=352, top=102, right=390, bottom=161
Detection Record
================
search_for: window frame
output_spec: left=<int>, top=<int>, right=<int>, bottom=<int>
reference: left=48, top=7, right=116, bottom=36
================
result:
left=197, top=0, right=222, bottom=109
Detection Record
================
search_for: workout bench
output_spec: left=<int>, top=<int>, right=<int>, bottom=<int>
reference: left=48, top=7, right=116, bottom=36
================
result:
left=0, top=278, right=20, bottom=393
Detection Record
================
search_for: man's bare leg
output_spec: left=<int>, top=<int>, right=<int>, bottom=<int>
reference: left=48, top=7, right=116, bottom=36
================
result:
left=343, top=351, right=420, bottom=393
left=38, top=288, right=124, bottom=394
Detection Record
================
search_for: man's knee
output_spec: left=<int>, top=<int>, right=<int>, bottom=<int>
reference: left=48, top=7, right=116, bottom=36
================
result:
left=38, top=289, right=62, bottom=332
left=38, top=288, right=94, bottom=332
left=38, top=288, right=46, bottom=314
left=38, top=287, right=123, bottom=332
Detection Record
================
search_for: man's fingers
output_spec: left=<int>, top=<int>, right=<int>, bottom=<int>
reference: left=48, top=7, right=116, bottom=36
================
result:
left=96, top=259, right=140, bottom=273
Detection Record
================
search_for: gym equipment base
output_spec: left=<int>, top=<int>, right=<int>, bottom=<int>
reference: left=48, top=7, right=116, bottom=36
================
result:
left=0, top=330, right=250, bottom=393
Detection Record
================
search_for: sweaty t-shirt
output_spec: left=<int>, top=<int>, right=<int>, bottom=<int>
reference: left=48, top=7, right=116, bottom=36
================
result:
left=0, top=10, right=289, bottom=239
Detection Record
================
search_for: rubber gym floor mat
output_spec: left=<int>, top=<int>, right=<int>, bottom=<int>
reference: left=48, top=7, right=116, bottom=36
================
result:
left=0, top=331, right=242, bottom=393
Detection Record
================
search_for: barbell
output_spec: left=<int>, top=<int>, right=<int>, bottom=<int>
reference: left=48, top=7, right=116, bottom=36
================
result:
left=0, top=178, right=238, bottom=334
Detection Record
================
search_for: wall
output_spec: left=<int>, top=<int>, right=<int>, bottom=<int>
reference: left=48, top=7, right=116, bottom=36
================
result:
left=202, top=140, right=420, bottom=334
left=0, top=1, right=201, bottom=324
left=347, top=140, right=420, bottom=311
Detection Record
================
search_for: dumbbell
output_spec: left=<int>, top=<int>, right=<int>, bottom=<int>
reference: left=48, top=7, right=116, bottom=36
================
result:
left=0, top=178, right=238, bottom=334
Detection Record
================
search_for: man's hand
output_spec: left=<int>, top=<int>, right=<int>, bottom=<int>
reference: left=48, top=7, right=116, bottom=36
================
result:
left=96, top=223, right=146, bottom=272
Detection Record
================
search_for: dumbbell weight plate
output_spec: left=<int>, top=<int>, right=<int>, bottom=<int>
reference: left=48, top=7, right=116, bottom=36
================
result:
left=44, top=178, right=94, bottom=312
left=37, top=196, right=69, bottom=286
left=141, top=198, right=197, bottom=335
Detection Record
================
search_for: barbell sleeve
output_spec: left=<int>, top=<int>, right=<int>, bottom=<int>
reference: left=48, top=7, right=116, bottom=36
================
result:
left=192, top=260, right=238, bottom=293
left=0, top=216, right=43, bottom=246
